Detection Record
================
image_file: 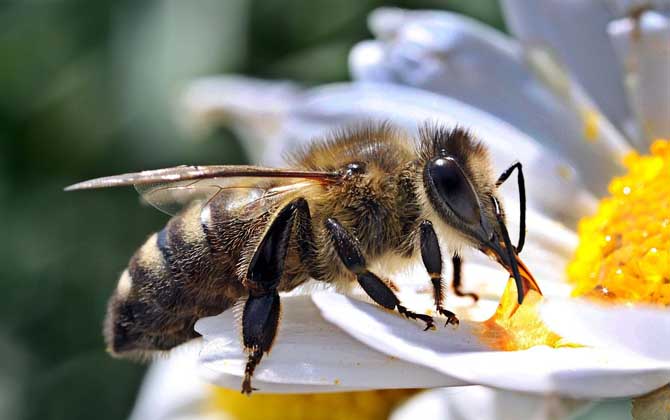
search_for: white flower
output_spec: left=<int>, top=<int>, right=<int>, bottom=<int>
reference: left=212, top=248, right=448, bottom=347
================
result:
left=137, top=2, right=670, bottom=419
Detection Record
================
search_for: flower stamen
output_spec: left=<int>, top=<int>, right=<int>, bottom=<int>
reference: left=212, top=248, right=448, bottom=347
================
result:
left=568, top=140, right=670, bottom=304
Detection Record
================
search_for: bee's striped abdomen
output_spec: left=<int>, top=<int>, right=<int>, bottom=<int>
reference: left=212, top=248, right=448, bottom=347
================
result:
left=104, top=204, right=244, bottom=357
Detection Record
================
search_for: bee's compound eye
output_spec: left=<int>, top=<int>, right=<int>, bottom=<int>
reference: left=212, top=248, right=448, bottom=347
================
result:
left=344, top=162, right=366, bottom=177
left=427, top=157, right=481, bottom=225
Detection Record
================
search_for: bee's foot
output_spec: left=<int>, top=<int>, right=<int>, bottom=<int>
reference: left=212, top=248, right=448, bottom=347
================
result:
left=397, top=304, right=436, bottom=331
left=241, top=376, right=258, bottom=396
left=455, top=290, right=479, bottom=303
left=437, top=308, right=459, bottom=326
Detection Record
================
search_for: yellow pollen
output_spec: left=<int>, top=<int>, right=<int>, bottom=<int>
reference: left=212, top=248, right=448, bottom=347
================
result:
left=477, top=279, right=569, bottom=350
left=207, top=387, right=419, bottom=420
left=568, top=139, right=670, bottom=304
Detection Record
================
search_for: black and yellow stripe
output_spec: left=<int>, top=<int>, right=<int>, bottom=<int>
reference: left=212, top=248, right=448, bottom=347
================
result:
left=104, top=202, right=242, bottom=357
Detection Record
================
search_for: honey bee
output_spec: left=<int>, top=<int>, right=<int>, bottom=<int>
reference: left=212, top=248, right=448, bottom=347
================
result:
left=66, top=123, right=541, bottom=394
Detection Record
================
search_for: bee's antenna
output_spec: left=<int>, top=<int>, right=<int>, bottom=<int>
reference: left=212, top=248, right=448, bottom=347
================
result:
left=495, top=162, right=526, bottom=253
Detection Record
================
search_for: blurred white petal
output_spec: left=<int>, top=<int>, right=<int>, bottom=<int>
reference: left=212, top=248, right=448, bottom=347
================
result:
left=505, top=202, right=578, bottom=261
left=367, top=6, right=408, bottom=40
left=542, top=300, right=670, bottom=362
left=609, top=10, right=670, bottom=147
left=391, top=386, right=592, bottom=420
left=350, top=8, right=630, bottom=195
left=313, top=293, right=670, bottom=398
left=195, top=295, right=459, bottom=393
left=523, top=45, right=634, bottom=162
left=348, top=40, right=395, bottom=82
left=129, top=342, right=211, bottom=420
left=500, top=0, right=633, bottom=135
left=180, top=76, right=301, bottom=162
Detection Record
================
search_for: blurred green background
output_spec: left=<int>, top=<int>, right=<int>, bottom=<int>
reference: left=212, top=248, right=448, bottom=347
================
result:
left=0, top=1, right=505, bottom=419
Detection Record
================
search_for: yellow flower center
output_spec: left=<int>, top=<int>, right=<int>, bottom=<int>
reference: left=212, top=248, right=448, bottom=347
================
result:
left=207, top=387, right=418, bottom=420
left=568, top=139, right=670, bottom=304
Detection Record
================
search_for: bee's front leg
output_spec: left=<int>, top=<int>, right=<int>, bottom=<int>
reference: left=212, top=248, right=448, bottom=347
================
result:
left=325, top=218, right=435, bottom=331
left=241, top=199, right=300, bottom=395
left=419, top=221, right=460, bottom=326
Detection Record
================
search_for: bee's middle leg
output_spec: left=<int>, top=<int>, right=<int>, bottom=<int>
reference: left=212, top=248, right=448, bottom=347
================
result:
left=324, top=218, right=435, bottom=331
left=240, top=199, right=300, bottom=394
left=419, top=221, right=460, bottom=326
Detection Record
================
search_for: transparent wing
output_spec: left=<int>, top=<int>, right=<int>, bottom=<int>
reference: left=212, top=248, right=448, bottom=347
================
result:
left=65, top=165, right=338, bottom=191
left=135, top=177, right=316, bottom=217
left=65, top=164, right=339, bottom=216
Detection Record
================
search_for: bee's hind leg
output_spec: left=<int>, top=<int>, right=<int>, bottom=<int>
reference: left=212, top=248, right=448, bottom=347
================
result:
left=240, top=199, right=300, bottom=395
left=324, top=218, right=435, bottom=331
left=419, top=221, right=461, bottom=326
left=241, top=292, right=280, bottom=394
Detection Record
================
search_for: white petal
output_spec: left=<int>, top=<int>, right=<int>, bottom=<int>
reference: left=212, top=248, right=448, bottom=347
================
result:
left=391, top=386, right=592, bottom=420
left=351, top=8, right=629, bottom=196
left=609, top=10, right=670, bottom=147
left=129, top=342, right=211, bottom=420
left=195, top=295, right=458, bottom=393
left=500, top=0, right=633, bottom=135
left=542, top=300, right=670, bottom=362
left=313, top=293, right=670, bottom=398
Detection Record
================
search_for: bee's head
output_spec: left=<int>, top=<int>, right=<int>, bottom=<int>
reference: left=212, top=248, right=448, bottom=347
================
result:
left=419, top=125, right=537, bottom=303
